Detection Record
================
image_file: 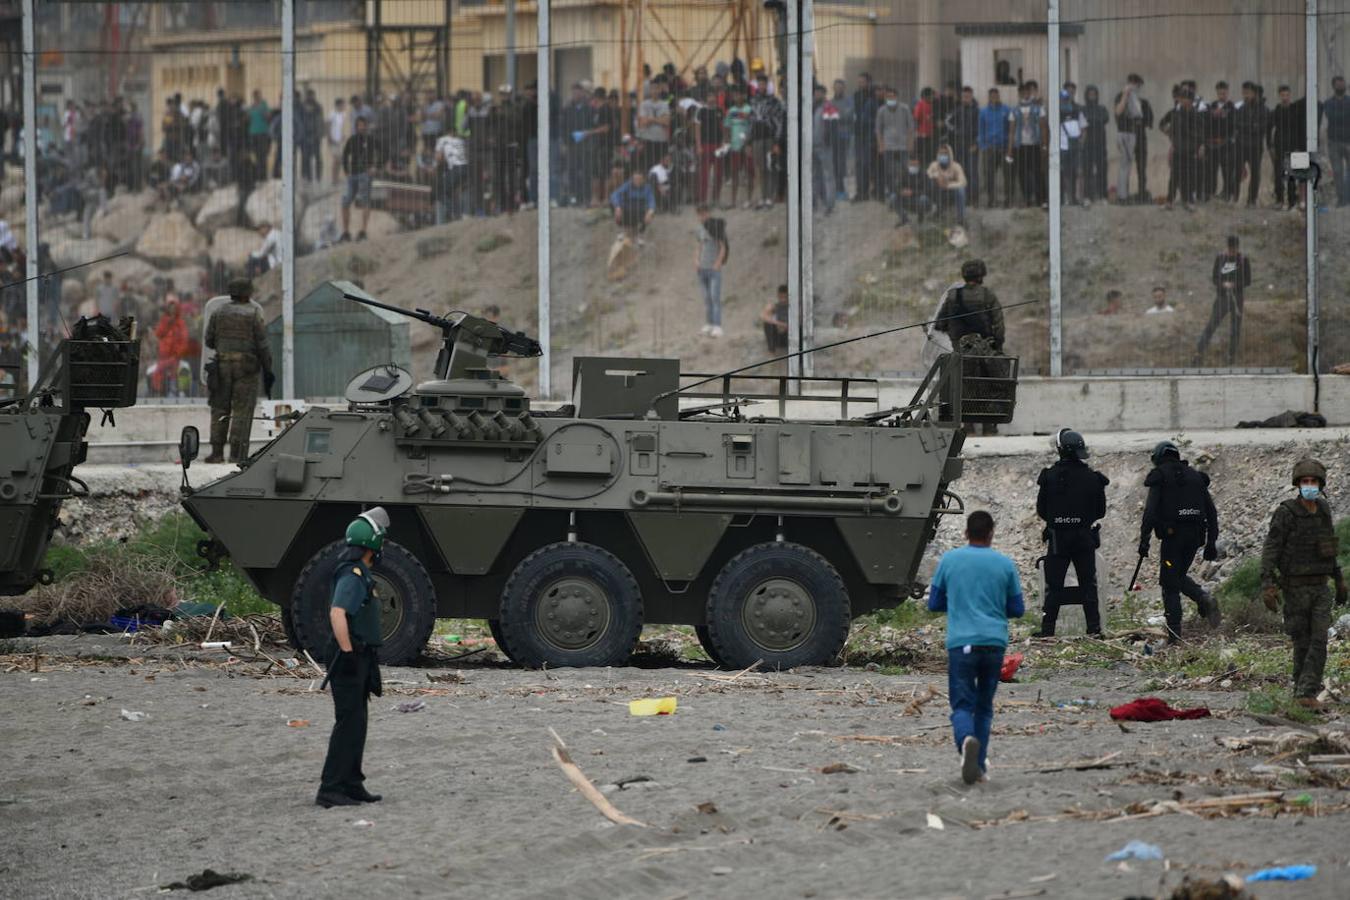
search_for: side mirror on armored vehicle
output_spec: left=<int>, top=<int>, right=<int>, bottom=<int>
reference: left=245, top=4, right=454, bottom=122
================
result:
left=179, top=426, right=200, bottom=468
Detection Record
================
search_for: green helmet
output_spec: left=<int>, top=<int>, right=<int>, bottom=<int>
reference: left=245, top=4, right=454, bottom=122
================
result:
left=1292, top=458, right=1327, bottom=487
left=345, top=507, right=390, bottom=551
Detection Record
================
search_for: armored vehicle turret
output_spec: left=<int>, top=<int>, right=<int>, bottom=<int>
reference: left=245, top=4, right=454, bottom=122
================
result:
left=180, top=293, right=1017, bottom=668
left=1, top=315, right=141, bottom=595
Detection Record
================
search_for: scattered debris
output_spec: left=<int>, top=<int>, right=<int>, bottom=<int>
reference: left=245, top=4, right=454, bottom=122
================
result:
left=119, top=709, right=148, bottom=722
left=286, top=719, right=310, bottom=728
left=902, top=684, right=940, bottom=716
left=628, top=697, right=677, bottom=716
left=925, top=812, right=945, bottom=830
left=159, top=869, right=252, bottom=892
left=395, top=700, right=427, bottom=714
left=1110, top=698, right=1212, bottom=721
left=820, top=762, right=860, bottom=775
left=696, top=801, right=718, bottom=815
left=351, top=819, right=374, bottom=828
left=548, top=727, right=645, bottom=828
left=1000, top=652, right=1024, bottom=682
left=1166, top=875, right=1251, bottom=900
left=1245, top=865, right=1316, bottom=883
left=1105, top=841, right=1163, bottom=862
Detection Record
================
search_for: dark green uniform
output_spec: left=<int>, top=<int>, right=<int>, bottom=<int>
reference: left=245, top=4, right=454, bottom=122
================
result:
left=319, top=559, right=384, bottom=798
left=934, top=282, right=1005, bottom=352
left=204, top=299, right=272, bottom=461
left=1260, top=498, right=1341, bottom=698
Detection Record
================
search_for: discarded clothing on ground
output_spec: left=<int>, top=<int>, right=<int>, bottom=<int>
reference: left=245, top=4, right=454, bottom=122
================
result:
left=1109, top=697, right=1212, bottom=722
left=1235, top=410, right=1325, bottom=429
left=160, top=869, right=253, bottom=892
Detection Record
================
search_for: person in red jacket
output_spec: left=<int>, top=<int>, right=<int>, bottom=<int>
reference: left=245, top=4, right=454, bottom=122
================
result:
left=153, top=300, right=190, bottom=396
left=913, top=87, right=936, bottom=165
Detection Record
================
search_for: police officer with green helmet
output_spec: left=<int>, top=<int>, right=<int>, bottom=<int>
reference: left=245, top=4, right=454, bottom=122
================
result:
left=1260, top=459, right=1348, bottom=707
left=317, top=507, right=390, bottom=808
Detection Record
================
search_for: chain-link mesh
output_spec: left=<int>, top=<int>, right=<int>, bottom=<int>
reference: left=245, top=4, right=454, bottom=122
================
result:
left=1318, top=0, right=1350, bottom=374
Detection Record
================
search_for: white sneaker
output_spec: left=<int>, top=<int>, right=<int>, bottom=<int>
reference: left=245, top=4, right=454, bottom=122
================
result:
left=961, top=736, right=982, bottom=785
left=699, top=324, right=712, bottom=336
left=709, top=325, right=723, bottom=338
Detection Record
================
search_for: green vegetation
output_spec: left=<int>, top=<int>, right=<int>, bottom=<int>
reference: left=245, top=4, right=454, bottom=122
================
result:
left=1246, top=685, right=1321, bottom=724
left=38, top=512, right=273, bottom=617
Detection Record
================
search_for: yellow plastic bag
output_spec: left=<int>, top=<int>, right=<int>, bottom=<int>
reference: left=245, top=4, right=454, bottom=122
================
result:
left=628, top=697, right=678, bottom=716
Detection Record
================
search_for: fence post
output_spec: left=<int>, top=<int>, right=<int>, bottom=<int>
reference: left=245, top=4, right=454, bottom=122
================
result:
left=1047, top=0, right=1063, bottom=377
left=787, top=0, right=801, bottom=379
left=1306, top=0, right=1319, bottom=377
left=22, top=0, right=37, bottom=389
left=537, top=1, right=552, bottom=397
left=799, top=0, right=815, bottom=378
left=281, top=0, right=296, bottom=398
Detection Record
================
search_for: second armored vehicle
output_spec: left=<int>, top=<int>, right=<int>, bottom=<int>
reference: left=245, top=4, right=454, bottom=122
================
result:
left=181, top=292, right=1016, bottom=668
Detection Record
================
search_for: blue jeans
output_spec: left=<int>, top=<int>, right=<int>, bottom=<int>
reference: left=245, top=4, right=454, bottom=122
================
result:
left=947, top=646, right=1003, bottom=772
left=697, top=268, right=722, bottom=326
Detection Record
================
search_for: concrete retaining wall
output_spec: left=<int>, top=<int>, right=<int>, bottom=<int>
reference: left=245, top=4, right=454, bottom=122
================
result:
left=84, top=374, right=1350, bottom=462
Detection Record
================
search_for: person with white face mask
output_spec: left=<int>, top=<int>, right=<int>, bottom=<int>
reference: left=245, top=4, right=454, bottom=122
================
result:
left=1260, top=458, right=1347, bottom=708
left=926, top=142, right=968, bottom=224
left=874, top=86, right=912, bottom=204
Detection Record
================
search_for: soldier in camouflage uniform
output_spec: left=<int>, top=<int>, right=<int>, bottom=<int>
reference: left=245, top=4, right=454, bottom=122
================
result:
left=203, top=278, right=273, bottom=463
left=1260, top=458, right=1348, bottom=706
left=934, top=259, right=1007, bottom=435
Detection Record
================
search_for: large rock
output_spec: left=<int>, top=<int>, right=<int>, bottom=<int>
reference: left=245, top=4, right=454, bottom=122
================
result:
left=0, top=184, right=23, bottom=215
left=85, top=255, right=157, bottom=293
left=195, top=184, right=240, bottom=233
left=91, top=191, right=152, bottom=245
left=60, top=276, right=86, bottom=304
left=299, top=192, right=398, bottom=248
left=209, top=227, right=258, bottom=270
left=51, top=236, right=116, bottom=270
left=135, top=211, right=207, bottom=264
left=152, top=264, right=209, bottom=298
left=244, top=179, right=289, bottom=228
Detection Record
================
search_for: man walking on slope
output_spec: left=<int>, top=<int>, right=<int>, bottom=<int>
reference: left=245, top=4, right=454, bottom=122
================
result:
left=928, top=510, right=1025, bottom=785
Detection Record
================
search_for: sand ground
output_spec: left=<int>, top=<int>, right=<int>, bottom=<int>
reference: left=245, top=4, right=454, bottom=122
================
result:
left=3, top=635, right=1348, bottom=900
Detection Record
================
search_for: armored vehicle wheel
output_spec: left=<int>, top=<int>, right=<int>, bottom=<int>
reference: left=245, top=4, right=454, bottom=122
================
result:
left=487, top=618, right=515, bottom=658
left=694, top=625, right=727, bottom=667
left=281, top=606, right=301, bottom=651
left=290, top=539, right=437, bottom=667
left=705, top=542, right=850, bottom=670
left=498, top=542, right=643, bottom=668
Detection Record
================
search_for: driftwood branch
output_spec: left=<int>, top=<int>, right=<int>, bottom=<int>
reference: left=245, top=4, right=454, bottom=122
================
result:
left=548, top=728, right=646, bottom=828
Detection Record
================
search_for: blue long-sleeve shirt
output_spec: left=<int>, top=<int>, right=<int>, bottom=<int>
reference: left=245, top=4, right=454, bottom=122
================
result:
left=927, top=544, right=1024, bottom=649
left=978, top=104, right=1008, bottom=150
left=609, top=179, right=655, bottom=212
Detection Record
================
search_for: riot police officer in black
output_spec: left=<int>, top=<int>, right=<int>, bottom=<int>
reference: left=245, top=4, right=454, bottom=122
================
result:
left=1139, top=441, right=1222, bottom=642
left=1034, top=428, right=1109, bottom=637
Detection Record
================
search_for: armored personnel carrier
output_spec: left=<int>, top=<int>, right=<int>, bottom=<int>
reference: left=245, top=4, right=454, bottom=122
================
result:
left=1, top=315, right=141, bottom=595
left=180, top=292, right=1017, bottom=668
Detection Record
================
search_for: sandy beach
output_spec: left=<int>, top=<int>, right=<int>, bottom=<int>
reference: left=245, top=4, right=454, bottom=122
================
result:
left=3, top=633, right=1348, bottom=900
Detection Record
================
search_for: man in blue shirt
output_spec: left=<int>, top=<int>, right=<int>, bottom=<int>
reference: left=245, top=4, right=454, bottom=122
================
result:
left=610, top=169, right=656, bottom=239
left=928, top=510, right=1025, bottom=784
left=978, top=87, right=1011, bottom=208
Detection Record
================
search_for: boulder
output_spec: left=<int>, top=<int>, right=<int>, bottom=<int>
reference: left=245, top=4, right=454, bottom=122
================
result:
left=151, top=264, right=209, bottom=298
left=244, top=179, right=287, bottom=228
left=84, top=255, right=157, bottom=293
left=416, top=233, right=454, bottom=260
left=299, top=192, right=398, bottom=248
left=60, top=276, right=87, bottom=304
left=91, top=191, right=152, bottom=244
left=209, top=227, right=259, bottom=270
left=51, top=236, right=116, bottom=270
left=135, top=211, right=207, bottom=264
left=196, top=184, right=240, bottom=233
left=0, top=184, right=23, bottom=216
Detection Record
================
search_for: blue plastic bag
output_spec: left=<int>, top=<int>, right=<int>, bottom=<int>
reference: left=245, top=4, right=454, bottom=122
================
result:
left=571, top=130, right=586, bottom=144
left=1246, top=865, right=1316, bottom=883
left=1105, top=841, right=1164, bottom=862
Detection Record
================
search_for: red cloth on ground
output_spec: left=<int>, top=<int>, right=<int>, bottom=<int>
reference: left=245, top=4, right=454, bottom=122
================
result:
left=1109, top=697, right=1211, bottom=722
left=1000, top=652, right=1024, bottom=682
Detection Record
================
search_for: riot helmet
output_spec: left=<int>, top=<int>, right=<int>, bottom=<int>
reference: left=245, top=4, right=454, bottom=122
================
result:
left=345, top=506, right=390, bottom=551
left=1053, top=428, right=1089, bottom=460
left=1151, top=440, right=1181, bottom=465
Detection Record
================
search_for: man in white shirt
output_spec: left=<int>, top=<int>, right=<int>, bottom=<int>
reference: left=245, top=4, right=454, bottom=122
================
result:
left=246, top=223, right=280, bottom=278
left=648, top=152, right=673, bottom=212
left=1146, top=286, right=1176, bottom=314
left=328, top=98, right=348, bottom=185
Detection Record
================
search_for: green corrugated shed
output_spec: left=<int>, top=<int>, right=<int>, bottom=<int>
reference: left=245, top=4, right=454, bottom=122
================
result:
left=266, top=280, right=411, bottom=399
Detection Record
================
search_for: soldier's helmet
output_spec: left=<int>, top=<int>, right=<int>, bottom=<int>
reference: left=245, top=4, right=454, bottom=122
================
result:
left=1150, top=440, right=1180, bottom=465
left=227, top=278, right=254, bottom=299
left=1292, top=458, right=1327, bottom=487
left=345, top=507, right=390, bottom=551
left=1053, top=427, right=1089, bottom=460
left=960, top=259, right=987, bottom=282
